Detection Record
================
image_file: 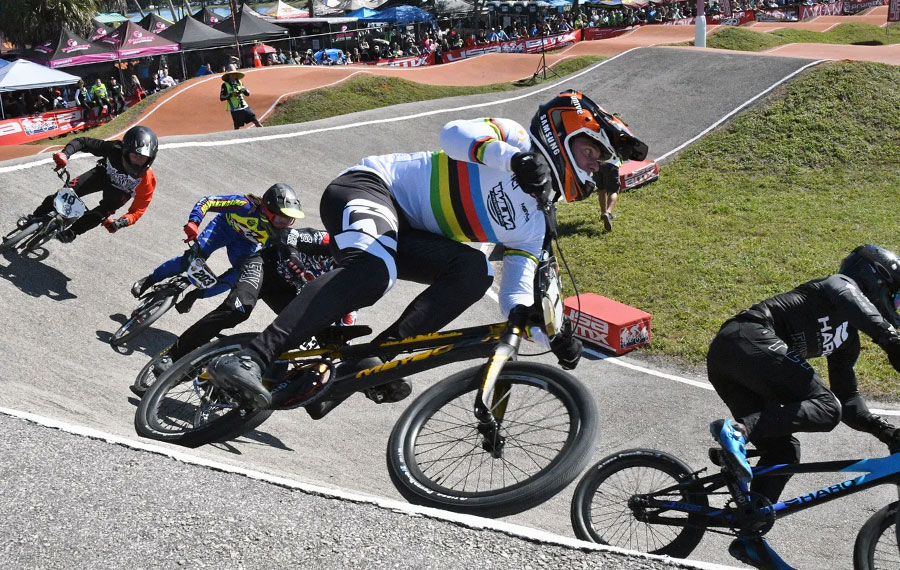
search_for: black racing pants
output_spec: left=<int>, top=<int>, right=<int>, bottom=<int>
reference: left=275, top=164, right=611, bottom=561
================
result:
left=169, top=253, right=297, bottom=362
left=32, top=167, right=130, bottom=236
left=707, top=315, right=842, bottom=502
left=242, top=170, right=494, bottom=367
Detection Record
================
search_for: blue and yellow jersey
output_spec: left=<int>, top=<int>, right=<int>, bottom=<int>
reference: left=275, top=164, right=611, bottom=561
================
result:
left=188, top=194, right=272, bottom=247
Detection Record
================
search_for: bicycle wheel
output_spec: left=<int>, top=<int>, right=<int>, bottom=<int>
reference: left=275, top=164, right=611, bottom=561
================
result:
left=854, top=501, right=900, bottom=570
left=0, top=222, right=41, bottom=255
left=111, top=292, right=175, bottom=346
left=134, top=333, right=272, bottom=448
left=570, top=449, right=708, bottom=558
left=131, top=351, right=171, bottom=397
left=387, top=361, right=600, bottom=517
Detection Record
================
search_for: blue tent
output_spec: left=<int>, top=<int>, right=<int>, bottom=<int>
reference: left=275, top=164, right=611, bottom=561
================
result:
left=345, top=7, right=380, bottom=18
left=361, top=4, right=434, bottom=23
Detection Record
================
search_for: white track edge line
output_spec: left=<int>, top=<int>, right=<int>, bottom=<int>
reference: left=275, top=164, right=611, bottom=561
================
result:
left=0, top=406, right=738, bottom=570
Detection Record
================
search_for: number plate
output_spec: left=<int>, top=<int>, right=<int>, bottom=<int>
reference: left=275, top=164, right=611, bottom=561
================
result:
left=186, top=257, right=218, bottom=289
left=53, top=188, right=86, bottom=219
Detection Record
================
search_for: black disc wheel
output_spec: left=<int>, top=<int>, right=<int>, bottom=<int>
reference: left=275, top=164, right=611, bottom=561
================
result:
left=134, top=333, right=272, bottom=448
left=570, top=449, right=708, bottom=558
left=387, top=362, right=600, bottom=517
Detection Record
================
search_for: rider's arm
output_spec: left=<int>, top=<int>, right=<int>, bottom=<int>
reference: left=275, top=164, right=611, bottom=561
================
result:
left=284, top=228, right=331, bottom=257
left=219, top=83, right=230, bottom=102
left=498, top=248, right=538, bottom=318
left=118, top=169, right=157, bottom=226
left=829, top=274, right=900, bottom=370
left=439, top=118, right=531, bottom=171
left=60, top=137, right=116, bottom=159
left=187, top=194, right=254, bottom=225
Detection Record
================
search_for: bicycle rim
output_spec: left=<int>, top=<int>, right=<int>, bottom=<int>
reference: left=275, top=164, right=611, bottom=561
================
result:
left=571, top=450, right=707, bottom=558
left=112, top=294, right=172, bottom=345
left=389, top=362, right=598, bottom=517
left=855, top=502, right=900, bottom=570
left=0, top=222, right=40, bottom=254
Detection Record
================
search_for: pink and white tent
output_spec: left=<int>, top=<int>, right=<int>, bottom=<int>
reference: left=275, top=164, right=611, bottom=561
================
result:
left=94, top=21, right=180, bottom=59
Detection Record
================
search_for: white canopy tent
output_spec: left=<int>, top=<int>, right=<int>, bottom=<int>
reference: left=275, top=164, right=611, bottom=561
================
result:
left=0, top=59, right=82, bottom=119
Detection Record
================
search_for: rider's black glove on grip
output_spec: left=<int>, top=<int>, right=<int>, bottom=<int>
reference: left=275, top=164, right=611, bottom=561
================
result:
left=511, top=152, right=552, bottom=197
left=550, top=318, right=583, bottom=370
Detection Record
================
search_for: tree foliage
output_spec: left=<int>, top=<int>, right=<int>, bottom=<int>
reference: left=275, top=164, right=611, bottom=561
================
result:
left=0, top=0, right=102, bottom=47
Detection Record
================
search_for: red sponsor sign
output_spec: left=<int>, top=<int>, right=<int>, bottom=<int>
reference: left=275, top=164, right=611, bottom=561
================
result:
left=370, top=53, right=435, bottom=67
left=890, top=0, right=900, bottom=21
left=582, top=26, right=631, bottom=41
left=664, top=11, right=755, bottom=25
left=799, top=2, right=843, bottom=18
left=443, top=30, right=581, bottom=63
left=0, top=99, right=137, bottom=145
left=619, top=160, right=659, bottom=191
left=564, top=293, right=652, bottom=354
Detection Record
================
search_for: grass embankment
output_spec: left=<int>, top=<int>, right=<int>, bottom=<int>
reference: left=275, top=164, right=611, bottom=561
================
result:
left=264, top=56, right=604, bottom=126
left=559, top=62, right=900, bottom=398
left=705, top=22, right=900, bottom=51
left=28, top=88, right=169, bottom=147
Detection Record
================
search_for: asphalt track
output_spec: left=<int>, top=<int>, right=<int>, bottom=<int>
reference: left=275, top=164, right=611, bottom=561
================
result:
left=1, top=37, right=899, bottom=570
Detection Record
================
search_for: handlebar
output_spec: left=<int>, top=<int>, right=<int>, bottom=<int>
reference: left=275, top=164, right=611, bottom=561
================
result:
left=56, top=168, right=71, bottom=187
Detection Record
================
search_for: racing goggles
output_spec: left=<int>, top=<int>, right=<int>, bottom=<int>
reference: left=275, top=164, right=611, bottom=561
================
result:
left=893, top=290, right=900, bottom=311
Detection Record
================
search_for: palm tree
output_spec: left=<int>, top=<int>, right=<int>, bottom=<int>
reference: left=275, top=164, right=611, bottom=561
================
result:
left=0, top=0, right=101, bottom=47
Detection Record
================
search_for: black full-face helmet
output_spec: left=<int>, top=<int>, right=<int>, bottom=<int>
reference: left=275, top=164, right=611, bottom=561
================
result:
left=261, top=183, right=304, bottom=229
left=529, top=89, right=649, bottom=203
left=839, top=244, right=900, bottom=328
left=120, top=126, right=158, bottom=177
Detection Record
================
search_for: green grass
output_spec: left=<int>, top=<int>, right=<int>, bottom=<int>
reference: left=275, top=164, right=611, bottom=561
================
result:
left=264, top=56, right=605, bottom=126
left=706, top=23, right=900, bottom=51
left=29, top=88, right=168, bottom=147
left=557, top=61, right=900, bottom=398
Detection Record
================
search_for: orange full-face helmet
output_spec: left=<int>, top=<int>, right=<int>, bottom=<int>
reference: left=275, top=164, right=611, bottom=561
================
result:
left=529, top=90, right=648, bottom=203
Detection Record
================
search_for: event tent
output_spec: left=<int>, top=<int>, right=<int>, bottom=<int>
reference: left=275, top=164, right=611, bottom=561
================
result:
left=336, top=0, right=388, bottom=9
left=345, top=6, right=380, bottom=17
left=271, top=0, right=309, bottom=18
left=214, top=5, right=289, bottom=42
left=90, top=21, right=115, bottom=41
left=23, top=28, right=116, bottom=68
left=159, top=15, right=236, bottom=50
left=432, top=0, right=476, bottom=13
left=95, top=20, right=181, bottom=59
left=0, top=59, right=81, bottom=93
left=93, top=13, right=129, bottom=25
left=139, top=13, right=175, bottom=35
left=361, top=4, right=434, bottom=22
left=193, top=7, right=226, bottom=26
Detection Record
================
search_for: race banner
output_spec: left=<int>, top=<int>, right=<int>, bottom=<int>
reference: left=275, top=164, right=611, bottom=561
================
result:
left=0, top=100, right=137, bottom=145
left=371, top=53, right=435, bottom=67
left=442, top=30, right=581, bottom=63
left=843, top=0, right=887, bottom=14
left=799, top=1, right=844, bottom=18
left=663, top=11, right=755, bottom=25
left=890, top=0, right=900, bottom=21
left=754, top=7, right=800, bottom=21
left=582, top=26, right=631, bottom=41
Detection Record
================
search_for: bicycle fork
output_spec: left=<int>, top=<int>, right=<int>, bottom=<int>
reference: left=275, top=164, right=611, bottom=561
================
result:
left=473, top=327, right=522, bottom=458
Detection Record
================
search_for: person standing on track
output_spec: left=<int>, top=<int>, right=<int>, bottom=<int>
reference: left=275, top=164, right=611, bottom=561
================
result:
left=220, top=64, right=262, bottom=130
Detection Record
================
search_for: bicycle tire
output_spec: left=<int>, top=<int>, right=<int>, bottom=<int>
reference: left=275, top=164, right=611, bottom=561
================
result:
left=134, top=333, right=272, bottom=448
left=387, top=361, right=600, bottom=517
left=111, top=293, right=175, bottom=346
left=570, top=448, right=708, bottom=558
left=0, top=222, right=41, bottom=255
left=854, top=501, right=900, bottom=570
left=131, top=352, right=170, bottom=397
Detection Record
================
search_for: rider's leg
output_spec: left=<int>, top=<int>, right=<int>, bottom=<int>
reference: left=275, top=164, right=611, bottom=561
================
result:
left=69, top=185, right=129, bottom=236
left=729, top=536, right=795, bottom=570
left=707, top=317, right=841, bottom=481
left=168, top=254, right=264, bottom=362
left=370, top=229, right=494, bottom=344
left=135, top=215, right=234, bottom=296
left=751, top=435, right=801, bottom=503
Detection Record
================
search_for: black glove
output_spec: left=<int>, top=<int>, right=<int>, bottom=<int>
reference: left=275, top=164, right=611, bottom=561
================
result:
left=510, top=152, right=552, bottom=197
left=175, top=289, right=202, bottom=314
left=550, top=318, right=583, bottom=370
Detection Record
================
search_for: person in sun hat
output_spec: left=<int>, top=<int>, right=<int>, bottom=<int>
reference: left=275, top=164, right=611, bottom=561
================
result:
left=219, top=64, right=262, bottom=130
